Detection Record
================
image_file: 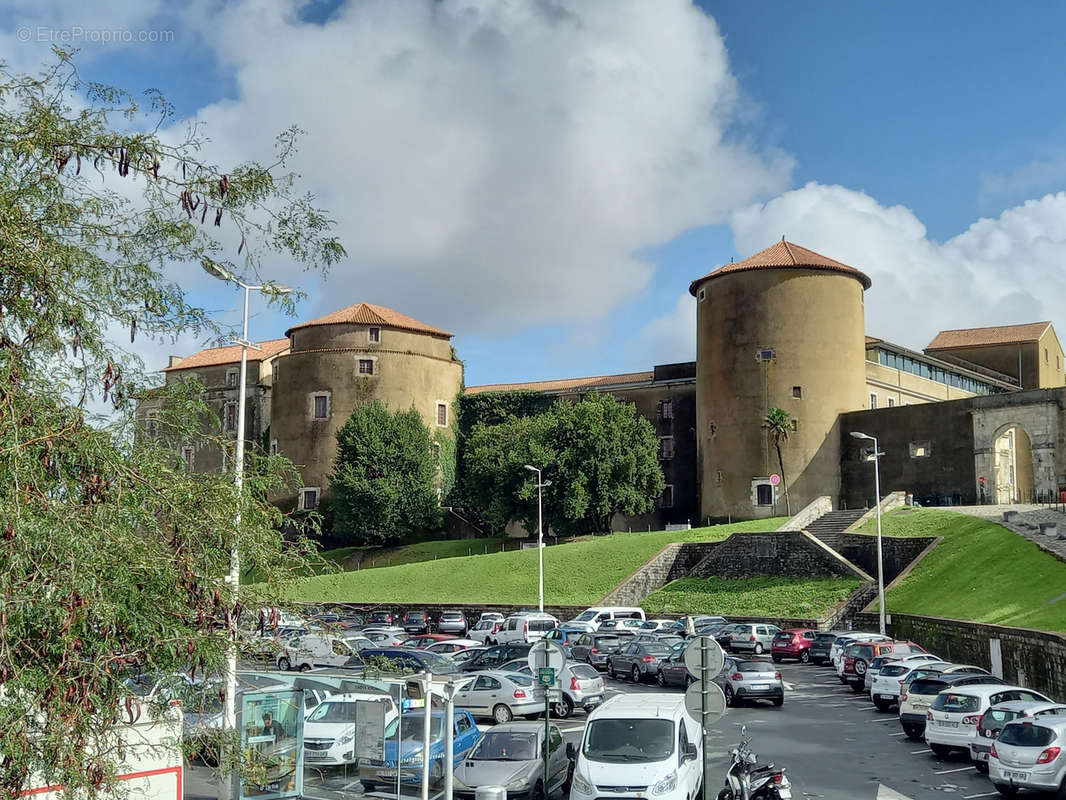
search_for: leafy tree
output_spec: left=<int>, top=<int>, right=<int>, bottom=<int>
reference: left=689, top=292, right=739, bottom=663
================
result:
left=763, top=407, right=793, bottom=516
left=330, top=402, right=442, bottom=545
left=463, top=394, right=664, bottom=534
left=0, top=52, right=341, bottom=796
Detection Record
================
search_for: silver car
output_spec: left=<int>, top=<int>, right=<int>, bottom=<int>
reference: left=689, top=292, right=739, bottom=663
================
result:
left=990, top=717, right=1066, bottom=795
left=453, top=722, right=574, bottom=800
left=454, top=670, right=546, bottom=724
left=607, top=640, right=673, bottom=682
left=729, top=623, right=781, bottom=655
left=438, top=611, right=470, bottom=636
left=493, top=660, right=605, bottom=718
left=714, top=657, right=784, bottom=707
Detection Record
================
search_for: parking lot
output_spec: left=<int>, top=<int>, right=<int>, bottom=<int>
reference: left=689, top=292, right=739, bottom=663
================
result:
left=185, top=658, right=1003, bottom=800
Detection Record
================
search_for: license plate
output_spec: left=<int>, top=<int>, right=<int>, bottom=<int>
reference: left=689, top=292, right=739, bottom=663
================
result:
left=1004, top=771, right=1028, bottom=781
left=777, top=790, right=792, bottom=800
left=586, top=695, right=603, bottom=704
left=751, top=684, right=769, bottom=690
left=304, top=752, right=329, bottom=760
left=878, top=694, right=895, bottom=700
left=939, top=720, right=959, bottom=728
left=377, top=770, right=397, bottom=778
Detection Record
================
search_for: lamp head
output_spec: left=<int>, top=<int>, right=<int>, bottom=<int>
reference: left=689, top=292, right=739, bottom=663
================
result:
left=201, top=259, right=235, bottom=283
left=850, top=431, right=873, bottom=441
left=524, top=465, right=538, bottom=472
left=262, top=282, right=293, bottom=296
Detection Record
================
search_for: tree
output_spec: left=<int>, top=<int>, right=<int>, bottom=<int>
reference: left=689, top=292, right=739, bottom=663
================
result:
left=763, top=407, right=793, bottom=516
left=330, top=402, right=442, bottom=545
left=463, top=394, right=664, bottom=534
left=0, top=52, right=341, bottom=797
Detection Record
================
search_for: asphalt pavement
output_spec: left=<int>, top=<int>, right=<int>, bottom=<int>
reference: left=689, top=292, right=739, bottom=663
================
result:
left=184, top=660, right=1003, bottom=800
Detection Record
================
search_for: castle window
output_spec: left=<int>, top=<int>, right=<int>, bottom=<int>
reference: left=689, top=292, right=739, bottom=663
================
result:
left=300, top=488, right=320, bottom=511
left=792, top=386, right=802, bottom=399
left=756, top=348, right=775, bottom=363
left=146, top=412, right=158, bottom=438
left=755, top=483, right=774, bottom=506
left=660, top=399, right=674, bottom=420
left=181, top=446, right=194, bottom=472
left=909, top=441, right=930, bottom=458
left=698, top=288, right=706, bottom=302
left=436, top=402, right=448, bottom=427
left=223, top=402, right=238, bottom=432
left=661, top=485, right=674, bottom=508
left=359, top=359, right=374, bottom=375
left=869, top=393, right=877, bottom=410
left=272, top=361, right=279, bottom=382
left=659, top=436, right=675, bottom=460
left=313, top=393, right=329, bottom=419
left=716, top=470, right=724, bottom=485
left=269, top=439, right=278, bottom=456
left=888, top=398, right=895, bottom=407
left=226, top=368, right=239, bottom=388
left=790, top=418, right=798, bottom=431
left=369, top=327, right=380, bottom=343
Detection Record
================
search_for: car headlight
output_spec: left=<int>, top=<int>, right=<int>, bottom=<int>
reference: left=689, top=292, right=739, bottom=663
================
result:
left=652, top=774, right=677, bottom=796
left=572, top=772, right=593, bottom=795
left=505, top=769, right=530, bottom=790
left=337, top=733, right=354, bottom=746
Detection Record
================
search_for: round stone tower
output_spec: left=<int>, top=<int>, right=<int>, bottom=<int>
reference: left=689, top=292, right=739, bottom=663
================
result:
left=688, top=241, right=870, bottom=521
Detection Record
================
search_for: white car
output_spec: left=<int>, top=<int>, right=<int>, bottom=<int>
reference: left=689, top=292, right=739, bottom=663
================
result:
left=303, top=692, right=398, bottom=766
left=495, top=613, right=559, bottom=645
left=868, top=658, right=946, bottom=710
left=424, top=638, right=481, bottom=655
left=563, top=606, right=646, bottom=633
left=277, top=634, right=357, bottom=671
left=469, top=618, right=503, bottom=645
left=926, top=683, right=1051, bottom=758
left=990, top=717, right=1066, bottom=795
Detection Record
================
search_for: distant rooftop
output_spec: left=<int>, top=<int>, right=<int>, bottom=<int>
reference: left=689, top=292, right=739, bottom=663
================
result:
left=466, top=370, right=655, bottom=395
left=162, top=338, right=290, bottom=372
left=926, top=322, right=1052, bottom=351
left=689, top=240, right=872, bottom=295
left=285, top=302, right=452, bottom=339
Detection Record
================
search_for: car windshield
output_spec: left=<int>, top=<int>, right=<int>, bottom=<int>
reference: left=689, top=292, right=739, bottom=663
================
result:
left=880, top=665, right=909, bottom=677
left=594, top=637, right=620, bottom=647
left=998, top=723, right=1056, bottom=747
left=816, top=634, right=836, bottom=643
left=931, top=693, right=979, bottom=713
left=443, top=613, right=463, bottom=620
left=307, top=701, right=359, bottom=723
left=736, top=662, right=773, bottom=673
left=583, top=719, right=674, bottom=763
left=471, top=730, right=538, bottom=760
left=418, top=653, right=459, bottom=674
left=405, top=613, right=424, bottom=622
left=574, top=611, right=598, bottom=622
left=529, top=620, right=556, bottom=632
left=570, top=664, right=600, bottom=679
left=385, top=715, right=443, bottom=741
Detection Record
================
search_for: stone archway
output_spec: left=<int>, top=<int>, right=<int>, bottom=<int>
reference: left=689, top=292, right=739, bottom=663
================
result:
left=993, top=424, right=1034, bottom=504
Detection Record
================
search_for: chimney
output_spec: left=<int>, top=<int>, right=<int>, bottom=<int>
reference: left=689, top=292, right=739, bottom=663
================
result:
left=168, top=355, right=184, bottom=368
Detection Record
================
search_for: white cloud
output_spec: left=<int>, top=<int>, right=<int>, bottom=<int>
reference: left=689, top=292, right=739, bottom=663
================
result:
left=729, top=182, right=1066, bottom=351
left=632, top=292, right=696, bottom=366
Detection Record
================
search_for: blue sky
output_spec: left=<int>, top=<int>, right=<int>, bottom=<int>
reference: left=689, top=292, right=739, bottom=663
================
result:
left=5, top=1, right=1066, bottom=387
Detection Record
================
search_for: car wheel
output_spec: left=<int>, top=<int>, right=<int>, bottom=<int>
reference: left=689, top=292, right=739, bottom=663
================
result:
left=277, top=657, right=291, bottom=671
left=754, top=643, right=764, bottom=654
left=902, top=723, right=923, bottom=741
left=854, top=659, right=868, bottom=675
left=606, top=659, right=615, bottom=678
left=800, top=650, right=811, bottom=664
left=685, top=674, right=696, bottom=687
left=631, top=665, right=642, bottom=683
left=493, top=704, right=513, bottom=724
left=974, top=761, right=989, bottom=775
left=849, top=681, right=864, bottom=693
left=724, top=686, right=736, bottom=708
left=431, top=761, right=444, bottom=784
left=656, top=669, right=667, bottom=687
left=362, top=782, right=377, bottom=793
left=298, top=664, right=311, bottom=672
left=717, top=791, right=736, bottom=800
left=772, top=695, right=784, bottom=707
left=771, top=655, right=782, bottom=663
left=992, top=783, right=1019, bottom=797
left=873, top=699, right=892, bottom=712
left=555, top=694, right=573, bottom=719
left=929, top=743, right=951, bottom=759
left=533, top=780, right=545, bottom=800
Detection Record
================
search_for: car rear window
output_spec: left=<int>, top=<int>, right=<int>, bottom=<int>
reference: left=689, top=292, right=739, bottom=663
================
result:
left=442, top=613, right=463, bottom=619
left=931, top=693, right=979, bottom=713
left=773, top=632, right=792, bottom=640
left=816, top=634, right=836, bottom=643
left=909, top=679, right=948, bottom=696
left=594, top=636, right=620, bottom=647
left=880, top=664, right=909, bottom=677
left=528, top=620, right=556, bottom=632
left=853, top=645, right=873, bottom=657
left=999, top=723, right=1056, bottom=747
left=570, top=664, right=600, bottom=679
left=736, top=661, right=774, bottom=672
left=984, top=709, right=1022, bottom=726
left=643, top=645, right=671, bottom=656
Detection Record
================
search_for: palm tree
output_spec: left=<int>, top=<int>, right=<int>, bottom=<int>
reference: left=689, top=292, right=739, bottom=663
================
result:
left=763, top=407, right=792, bottom=516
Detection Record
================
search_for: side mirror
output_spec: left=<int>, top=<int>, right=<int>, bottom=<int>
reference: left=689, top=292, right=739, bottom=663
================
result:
left=684, top=743, right=698, bottom=761
left=566, top=742, right=576, bottom=760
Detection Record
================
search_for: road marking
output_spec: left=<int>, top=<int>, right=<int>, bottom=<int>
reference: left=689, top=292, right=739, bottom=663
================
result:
left=871, top=717, right=900, bottom=723
left=962, top=793, right=998, bottom=799
left=934, top=766, right=974, bottom=775
left=888, top=732, right=906, bottom=736
left=911, top=748, right=931, bottom=754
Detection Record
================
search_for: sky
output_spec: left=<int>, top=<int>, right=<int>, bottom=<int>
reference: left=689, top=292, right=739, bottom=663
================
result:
left=5, top=0, right=1066, bottom=388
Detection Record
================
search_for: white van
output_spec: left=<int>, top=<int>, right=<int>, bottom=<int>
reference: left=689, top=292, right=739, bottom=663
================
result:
left=564, top=607, right=646, bottom=633
left=495, top=613, right=559, bottom=645
left=277, top=634, right=355, bottom=671
left=570, top=694, right=702, bottom=800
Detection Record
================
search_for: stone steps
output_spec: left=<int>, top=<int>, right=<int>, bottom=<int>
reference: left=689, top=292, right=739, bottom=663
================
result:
left=804, top=509, right=867, bottom=551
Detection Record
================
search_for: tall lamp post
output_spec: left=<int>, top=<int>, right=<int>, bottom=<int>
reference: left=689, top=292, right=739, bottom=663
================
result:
left=524, top=465, right=550, bottom=613
left=201, top=261, right=291, bottom=799
left=850, top=431, right=886, bottom=635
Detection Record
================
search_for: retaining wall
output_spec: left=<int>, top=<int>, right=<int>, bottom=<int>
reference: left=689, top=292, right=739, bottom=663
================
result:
left=834, top=535, right=937, bottom=584
left=600, top=542, right=723, bottom=605
left=689, top=532, right=870, bottom=580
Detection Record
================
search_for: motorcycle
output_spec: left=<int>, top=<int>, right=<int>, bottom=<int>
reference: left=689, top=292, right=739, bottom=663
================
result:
left=717, top=726, right=791, bottom=800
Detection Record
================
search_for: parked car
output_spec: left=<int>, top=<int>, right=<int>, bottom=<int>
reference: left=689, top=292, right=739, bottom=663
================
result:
left=569, top=694, right=701, bottom=800
left=367, top=611, right=395, bottom=626
left=541, top=627, right=585, bottom=656
left=401, top=633, right=455, bottom=649
left=842, top=641, right=927, bottom=691
left=771, top=628, right=817, bottom=663
left=863, top=653, right=941, bottom=695
left=925, top=683, right=1051, bottom=758
left=303, top=691, right=398, bottom=766
left=563, top=606, right=646, bottom=633
left=453, top=722, right=574, bottom=800
left=570, top=633, right=623, bottom=670
left=554, top=662, right=607, bottom=718
left=971, top=701, right=1066, bottom=773
left=349, top=647, right=460, bottom=675
left=359, top=710, right=481, bottom=792
left=607, top=640, right=673, bottom=683
left=446, top=646, right=488, bottom=668
left=459, top=643, right=533, bottom=673
left=437, top=610, right=470, bottom=636
left=729, top=623, right=782, bottom=655
left=469, top=617, right=504, bottom=645
left=714, top=657, right=784, bottom=707
left=808, top=631, right=846, bottom=665
left=454, top=670, right=545, bottom=723
left=361, top=627, right=406, bottom=647
left=424, top=638, right=481, bottom=655
left=989, top=717, right=1066, bottom=795
left=898, top=672, right=1005, bottom=741
left=656, top=645, right=696, bottom=688
left=714, top=624, right=742, bottom=650
left=597, top=618, right=650, bottom=637
left=478, top=612, right=505, bottom=623
left=277, top=634, right=358, bottom=671
left=831, top=632, right=890, bottom=678
left=402, top=610, right=431, bottom=635
left=496, top=613, right=559, bottom=645
left=869, top=659, right=948, bottom=710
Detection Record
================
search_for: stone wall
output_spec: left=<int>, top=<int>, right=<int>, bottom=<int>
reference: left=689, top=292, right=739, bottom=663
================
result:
left=317, top=601, right=589, bottom=625
left=854, top=611, right=1066, bottom=701
left=777, top=496, right=832, bottom=531
left=599, top=542, right=722, bottom=605
left=834, top=534, right=937, bottom=584
left=689, top=532, right=870, bottom=580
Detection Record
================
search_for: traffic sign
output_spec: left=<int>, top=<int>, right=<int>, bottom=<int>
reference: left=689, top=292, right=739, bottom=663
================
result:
left=683, top=636, right=725, bottom=679
left=684, top=681, right=727, bottom=726
left=537, top=667, right=556, bottom=687
left=527, top=640, right=566, bottom=678
left=769, top=473, right=781, bottom=486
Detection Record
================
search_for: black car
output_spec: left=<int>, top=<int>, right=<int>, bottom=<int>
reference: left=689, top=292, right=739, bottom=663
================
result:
left=403, top=610, right=431, bottom=635
left=808, top=631, right=842, bottom=665
left=459, top=643, right=532, bottom=673
left=367, top=611, right=395, bottom=626
left=347, top=647, right=459, bottom=675
left=570, top=634, right=622, bottom=670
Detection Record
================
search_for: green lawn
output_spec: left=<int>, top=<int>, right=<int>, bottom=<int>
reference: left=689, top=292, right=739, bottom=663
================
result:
left=288, top=518, right=785, bottom=605
left=858, top=508, right=1066, bottom=632
left=323, top=537, right=512, bottom=570
left=642, top=576, right=861, bottom=619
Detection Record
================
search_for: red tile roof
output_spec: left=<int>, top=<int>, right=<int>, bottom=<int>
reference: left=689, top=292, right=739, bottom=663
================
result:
left=465, top=370, right=655, bottom=395
left=285, top=302, right=452, bottom=338
left=162, top=338, right=290, bottom=372
left=689, top=240, right=872, bottom=295
left=926, top=322, right=1052, bottom=351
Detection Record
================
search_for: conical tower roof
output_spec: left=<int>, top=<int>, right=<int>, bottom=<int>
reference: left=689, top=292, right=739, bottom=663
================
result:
left=689, top=240, right=872, bottom=296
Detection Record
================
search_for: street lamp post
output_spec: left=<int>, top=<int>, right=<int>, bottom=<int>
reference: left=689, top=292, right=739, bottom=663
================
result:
left=851, top=431, right=886, bottom=635
left=201, top=261, right=291, bottom=800
left=524, top=465, right=550, bottom=613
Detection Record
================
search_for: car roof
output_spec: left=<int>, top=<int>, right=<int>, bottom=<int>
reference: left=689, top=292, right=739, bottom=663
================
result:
left=593, top=693, right=684, bottom=718
left=989, top=700, right=1055, bottom=712
left=940, top=683, right=1034, bottom=697
left=941, top=664, right=990, bottom=673
left=939, top=673, right=1004, bottom=685
left=1002, top=716, right=1066, bottom=731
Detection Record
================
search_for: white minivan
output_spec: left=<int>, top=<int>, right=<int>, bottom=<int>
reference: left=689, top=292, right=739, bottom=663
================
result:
left=570, top=694, right=702, bottom=800
left=564, top=607, right=646, bottom=633
left=495, top=612, right=559, bottom=645
left=277, top=634, right=356, bottom=671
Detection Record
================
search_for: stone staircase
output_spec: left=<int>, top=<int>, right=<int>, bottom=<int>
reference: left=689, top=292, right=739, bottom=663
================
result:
left=804, top=509, right=867, bottom=551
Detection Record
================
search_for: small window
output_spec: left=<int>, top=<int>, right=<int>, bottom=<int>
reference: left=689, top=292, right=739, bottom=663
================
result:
left=1046, top=348, right=1049, bottom=364
left=755, top=483, right=774, bottom=506
left=910, top=441, right=931, bottom=458
left=272, top=362, right=279, bottom=382
left=313, top=394, right=329, bottom=419
left=661, top=485, right=674, bottom=508
left=146, top=412, right=158, bottom=438
left=301, top=488, right=320, bottom=510
left=226, top=368, right=239, bottom=388
left=369, top=326, right=381, bottom=343
left=756, top=348, right=775, bottom=363
left=269, top=439, right=278, bottom=456
left=716, top=470, right=724, bottom=485
left=792, top=386, right=802, bottom=399
left=181, top=446, right=194, bottom=472
left=224, top=402, right=238, bottom=432
left=436, top=402, right=448, bottom=427
left=660, top=400, right=674, bottom=420
left=659, top=437, right=675, bottom=460
left=359, top=359, right=374, bottom=375
left=869, top=393, right=877, bottom=410
left=790, top=418, right=798, bottom=431
left=888, top=398, right=895, bottom=407
left=698, top=288, right=706, bottom=302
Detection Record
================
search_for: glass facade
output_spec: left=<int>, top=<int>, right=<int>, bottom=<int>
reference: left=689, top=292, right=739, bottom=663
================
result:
left=873, top=348, right=1006, bottom=396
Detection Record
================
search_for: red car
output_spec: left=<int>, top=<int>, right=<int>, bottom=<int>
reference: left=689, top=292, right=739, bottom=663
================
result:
left=771, top=629, right=818, bottom=663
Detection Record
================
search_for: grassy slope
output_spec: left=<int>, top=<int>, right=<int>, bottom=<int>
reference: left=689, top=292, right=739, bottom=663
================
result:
left=860, top=508, right=1066, bottom=632
left=642, top=576, right=861, bottom=618
left=290, top=518, right=785, bottom=605
left=323, top=537, right=511, bottom=570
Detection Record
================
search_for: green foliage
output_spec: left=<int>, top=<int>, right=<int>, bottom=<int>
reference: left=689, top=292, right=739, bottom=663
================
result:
left=330, top=402, right=442, bottom=546
left=463, top=393, right=665, bottom=534
left=290, top=519, right=785, bottom=605
left=763, top=407, right=792, bottom=515
left=0, top=53, right=339, bottom=797
left=860, top=509, right=1066, bottom=632
left=642, top=576, right=861, bottom=618
left=432, top=428, right=457, bottom=499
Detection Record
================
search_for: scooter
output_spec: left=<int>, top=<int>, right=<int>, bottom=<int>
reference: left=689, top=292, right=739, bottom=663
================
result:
left=717, top=727, right=792, bottom=800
